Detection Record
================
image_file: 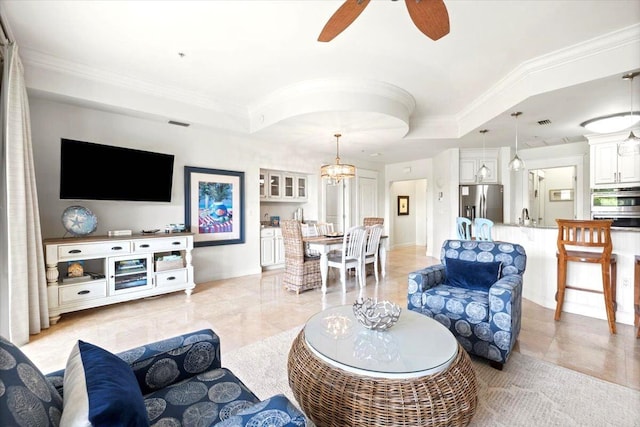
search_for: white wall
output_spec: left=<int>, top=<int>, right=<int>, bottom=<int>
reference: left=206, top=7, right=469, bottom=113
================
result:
left=29, top=97, right=384, bottom=283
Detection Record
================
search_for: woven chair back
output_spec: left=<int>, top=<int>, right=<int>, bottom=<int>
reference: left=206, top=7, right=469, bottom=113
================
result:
left=363, top=217, right=384, bottom=227
left=281, top=220, right=305, bottom=263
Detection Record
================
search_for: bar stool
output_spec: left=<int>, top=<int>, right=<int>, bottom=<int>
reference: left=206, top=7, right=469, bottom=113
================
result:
left=555, top=219, right=617, bottom=334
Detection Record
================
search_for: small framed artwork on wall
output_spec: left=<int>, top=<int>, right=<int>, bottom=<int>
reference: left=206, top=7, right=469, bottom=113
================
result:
left=398, top=195, right=409, bottom=216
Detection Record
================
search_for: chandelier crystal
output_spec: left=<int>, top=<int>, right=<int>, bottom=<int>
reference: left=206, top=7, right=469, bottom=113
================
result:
left=508, top=112, right=525, bottom=172
left=320, top=134, right=356, bottom=185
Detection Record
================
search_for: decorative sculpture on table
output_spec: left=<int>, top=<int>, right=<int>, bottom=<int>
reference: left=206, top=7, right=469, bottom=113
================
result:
left=353, top=298, right=401, bottom=331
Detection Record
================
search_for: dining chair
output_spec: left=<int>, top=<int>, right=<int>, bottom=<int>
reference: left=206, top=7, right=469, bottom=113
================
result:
left=327, top=226, right=367, bottom=292
left=363, top=224, right=384, bottom=283
left=473, top=217, right=494, bottom=241
left=316, top=223, right=335, bottom=235
left=301, top=223, right=318, bottom=237
left=281, top=220, right=322, bottom=294
left=456, top=217, right=472, bottom=240
left=363, top=217, right=384, bottom=227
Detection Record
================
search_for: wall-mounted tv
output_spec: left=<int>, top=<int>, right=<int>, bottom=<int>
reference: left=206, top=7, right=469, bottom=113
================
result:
left=60, top=138, right=175, bottom=202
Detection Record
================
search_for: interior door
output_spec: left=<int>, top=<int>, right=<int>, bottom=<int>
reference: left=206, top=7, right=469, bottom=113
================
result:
left=357, top=175, right=378, bottom=225
left=324, top=182, right=342, bottom=232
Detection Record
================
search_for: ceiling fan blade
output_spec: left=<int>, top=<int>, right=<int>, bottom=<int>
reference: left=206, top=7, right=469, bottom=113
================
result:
left=318, top=0, right=371, bottom=42
left=405, top=0, right=450, bottom=41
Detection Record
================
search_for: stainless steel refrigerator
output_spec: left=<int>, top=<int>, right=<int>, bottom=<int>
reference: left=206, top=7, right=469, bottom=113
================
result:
left=459, top=184, right=504, bottom=223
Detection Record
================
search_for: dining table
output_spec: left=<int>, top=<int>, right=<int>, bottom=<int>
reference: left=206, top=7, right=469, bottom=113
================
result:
left=304, top=235, right=388, bottom=293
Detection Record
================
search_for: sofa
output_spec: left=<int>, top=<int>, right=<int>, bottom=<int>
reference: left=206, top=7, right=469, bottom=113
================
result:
left=408, top=239, right=527, bottom=369
left=0, top=329, right=307, bottom=426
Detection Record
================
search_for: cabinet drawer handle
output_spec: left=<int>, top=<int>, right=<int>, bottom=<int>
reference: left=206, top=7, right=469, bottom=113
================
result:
left=172, top=242, right=181, bottom=246
left=140, top=244, right=150, bottom=248
left=166, top=276, right=176, bottom=281
left=69, top=249, right=82, bottom=254
left=77, top=290, right=90, bottom=295
left=111, top=246, right=123, bottom=251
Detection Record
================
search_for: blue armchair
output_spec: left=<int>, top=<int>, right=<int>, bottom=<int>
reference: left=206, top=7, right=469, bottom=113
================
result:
left=408, top=239, right=527, bottom=369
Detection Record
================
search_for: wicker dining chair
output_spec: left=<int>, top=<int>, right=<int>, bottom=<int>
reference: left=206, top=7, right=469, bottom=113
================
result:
left=281, top=220, right=322, bottom=294
left=363, top=217, right=384, bottom=227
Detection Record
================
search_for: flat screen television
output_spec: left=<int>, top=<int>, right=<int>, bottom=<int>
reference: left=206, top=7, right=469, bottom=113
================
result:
left=60, top=138, right=175, bottom=202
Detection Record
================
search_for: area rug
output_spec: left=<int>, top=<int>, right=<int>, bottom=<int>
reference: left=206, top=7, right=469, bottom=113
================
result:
left=223, top=326, right=640, bottom=427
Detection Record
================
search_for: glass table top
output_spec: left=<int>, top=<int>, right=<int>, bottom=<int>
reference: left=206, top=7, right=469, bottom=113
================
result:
left=304, top=304, right=458, bottom=378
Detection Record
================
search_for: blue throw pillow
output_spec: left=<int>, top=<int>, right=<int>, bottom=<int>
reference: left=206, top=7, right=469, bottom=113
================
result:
left=60, top=340, right=149, bottom=427
left=445, top=257, right=502, bottom=291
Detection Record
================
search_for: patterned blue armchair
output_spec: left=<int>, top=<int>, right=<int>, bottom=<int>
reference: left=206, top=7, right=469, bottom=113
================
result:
left=408, top=240, right=527, bottom=369
left=1, top=329, right=307, bottom=426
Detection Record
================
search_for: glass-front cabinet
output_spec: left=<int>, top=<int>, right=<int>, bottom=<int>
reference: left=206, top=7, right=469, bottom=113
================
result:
left=269, top=172, right=282, bottom=198
left=296, top=176, right=307, bottom=199
left=284, top=175, right=295, bottom=198
left=109, top=254, right=153, bottom=295
left=259, top=172, right=266, bottom=198
left=260, top=169, right=308, bottom=201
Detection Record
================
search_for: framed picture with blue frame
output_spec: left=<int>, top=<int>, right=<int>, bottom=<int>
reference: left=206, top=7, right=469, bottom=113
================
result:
left=184, top=166, right=245, bottom=247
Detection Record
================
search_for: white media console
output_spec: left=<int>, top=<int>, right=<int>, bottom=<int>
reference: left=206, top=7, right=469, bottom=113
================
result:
left=44, top=232, right=195, bottom=324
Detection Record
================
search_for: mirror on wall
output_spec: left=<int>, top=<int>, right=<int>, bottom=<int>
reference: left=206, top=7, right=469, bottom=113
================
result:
left=527, top=166, right=576, bottom=226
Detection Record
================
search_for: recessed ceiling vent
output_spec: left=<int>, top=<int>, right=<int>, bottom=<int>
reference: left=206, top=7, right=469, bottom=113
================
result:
left=537, top=119, right=552, bottom=125
left=168, top=120, right=190, bottom=127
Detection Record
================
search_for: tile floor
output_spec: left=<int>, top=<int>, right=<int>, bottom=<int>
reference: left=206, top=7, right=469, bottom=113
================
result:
left=20, top=246, right=639, bottom=390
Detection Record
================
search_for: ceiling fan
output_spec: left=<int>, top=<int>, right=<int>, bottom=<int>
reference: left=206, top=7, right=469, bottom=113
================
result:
left=318, top=0, right=450, bottom=42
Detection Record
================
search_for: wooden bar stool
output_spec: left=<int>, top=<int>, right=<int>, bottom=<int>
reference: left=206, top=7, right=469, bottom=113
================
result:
left=555, top=219, right=617, bottom=334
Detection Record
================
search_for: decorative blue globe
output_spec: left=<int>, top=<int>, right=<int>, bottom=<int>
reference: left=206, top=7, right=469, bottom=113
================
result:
left=61, top=206, right=98, bottom=236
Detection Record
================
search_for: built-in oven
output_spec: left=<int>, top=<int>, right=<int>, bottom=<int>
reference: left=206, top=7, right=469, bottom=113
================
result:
left=591, top=187, right=640, bottom=228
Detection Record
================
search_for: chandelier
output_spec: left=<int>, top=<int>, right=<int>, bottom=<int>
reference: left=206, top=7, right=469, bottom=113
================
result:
left=321, top=133, right=356, bottom=184
left=508, top=112, right=525, bottom=172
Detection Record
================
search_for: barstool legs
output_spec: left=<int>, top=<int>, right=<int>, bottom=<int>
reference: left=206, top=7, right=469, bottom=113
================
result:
left=555, top=257, right=617, bottom=334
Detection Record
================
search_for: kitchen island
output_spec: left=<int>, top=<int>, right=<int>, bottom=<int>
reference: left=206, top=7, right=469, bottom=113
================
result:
left=493, top=224, right=639, bottom=327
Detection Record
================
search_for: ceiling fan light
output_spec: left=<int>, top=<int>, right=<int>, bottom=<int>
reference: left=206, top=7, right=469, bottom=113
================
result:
left=580, top=112, right=640, bottom=133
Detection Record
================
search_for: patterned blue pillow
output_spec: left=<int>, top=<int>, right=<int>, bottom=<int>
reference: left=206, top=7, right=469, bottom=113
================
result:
left=0, top=336, right=63, bottom=426
left=214, top=394, right=307, bottom=426
left=60, top=340, right=149, bottom=426
left=445, top=257, right=502, bottom=291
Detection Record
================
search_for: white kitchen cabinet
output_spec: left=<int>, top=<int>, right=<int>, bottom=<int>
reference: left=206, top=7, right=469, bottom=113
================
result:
left=589, top=134, right=640, bottom=188
left=260, top=169, right=308, bottom=201
left=459, top=155, right=498, bottom=184
left=268, top=172, right=282, bottom=198
left=296, top=176, right=307, bottom=199
left=44, top=233, right=194, bottom=324
left=260, top=227, right=284, bottom=269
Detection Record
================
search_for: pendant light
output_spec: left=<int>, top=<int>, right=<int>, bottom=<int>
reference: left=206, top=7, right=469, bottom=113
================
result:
left=476, top=129, right=490, bottom=181
left=617, top=71, right=640, bottom=157
left=508, top=112, right=525, bottom=171
left=320, top=133, right=356, bottom=185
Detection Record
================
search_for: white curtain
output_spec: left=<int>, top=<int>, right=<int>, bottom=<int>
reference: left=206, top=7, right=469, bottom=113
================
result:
left=0, top=42, right=48, bottom=345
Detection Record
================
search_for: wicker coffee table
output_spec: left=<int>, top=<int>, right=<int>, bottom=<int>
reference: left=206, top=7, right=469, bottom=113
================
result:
left=287, top=305, right=478, bottom=427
